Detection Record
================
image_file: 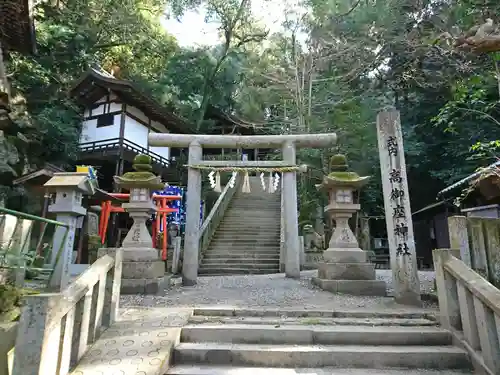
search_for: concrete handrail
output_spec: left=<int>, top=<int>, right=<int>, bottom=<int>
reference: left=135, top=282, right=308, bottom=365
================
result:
left=12, top=249, right=123, bottom=375
left=433, top=249, right=500, bottom=375
left=199, top=174, right=241, bottom=260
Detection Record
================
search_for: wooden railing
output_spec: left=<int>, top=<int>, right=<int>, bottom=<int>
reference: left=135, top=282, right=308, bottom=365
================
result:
left=79, top=137, right=171, bottom=167
left=198, top=175, right=241, bottom=261
left=12, top=250, right=123, bottom=375
left=433, top=249, right=500, bottom=375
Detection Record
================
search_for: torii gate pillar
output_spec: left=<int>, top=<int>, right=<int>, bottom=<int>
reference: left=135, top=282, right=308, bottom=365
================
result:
left=149, top=133, right=337, bottom=285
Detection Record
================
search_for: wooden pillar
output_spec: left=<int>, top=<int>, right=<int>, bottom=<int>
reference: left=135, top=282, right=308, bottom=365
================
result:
left=182, top=141, right=202, bottom=286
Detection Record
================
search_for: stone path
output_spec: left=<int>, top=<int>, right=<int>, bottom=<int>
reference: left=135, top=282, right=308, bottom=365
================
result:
left=120, top=270, right=437, bottom=311
left=70, top=307, right=191, bottom=375
left=72, top=271, right=438, bottom=375
left=168, top=366, right=472, bottom=375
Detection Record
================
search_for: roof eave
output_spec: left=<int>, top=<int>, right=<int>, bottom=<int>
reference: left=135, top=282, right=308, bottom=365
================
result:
left=69, top=68, right=196, bottom=134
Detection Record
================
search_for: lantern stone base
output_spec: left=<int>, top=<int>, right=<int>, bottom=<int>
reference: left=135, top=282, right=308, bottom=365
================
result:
left=302, top=252, right=324, bottom=270
left=98, top=247, right=168, bottom=295
left=317, top=262, right=376, bottom=280
left=312, top=277, right=386, bottom=296
left=312, top=248, right=387, bottom=296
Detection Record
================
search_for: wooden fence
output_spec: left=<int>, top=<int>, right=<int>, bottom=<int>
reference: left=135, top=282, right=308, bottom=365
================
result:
left=448, top=216, right=500, bottom=287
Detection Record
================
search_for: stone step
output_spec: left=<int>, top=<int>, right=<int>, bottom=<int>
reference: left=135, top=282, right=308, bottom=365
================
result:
left=228, top=205, right=280, bottom=210
left=202, top=258, right=280, bottom=264
left=199, top=262, right=279, bottom=269
left=214, top=230, right=279, bottom=235
left=205, top=250, right=280, bottom=256
left=220, top=217, right=280, bottom=222
left=203, top=254, right=280, bottom=260
left=229, top=203, right=279, bottom=207
left=173, top=343, right=470, bottom=369
left=212, top=238, right=280, bottom=243
left=206, top=245, right=280, bottom=249
left=216, top=226, right=279, bottom=232
left=198, top=268, right=280, bottom=275
left=208, top=238, right=280, bottom=245
left=211, top=237, right=279, bottom=242
left=167, top=365, right=474, bottom=375
left=208, top=240, right=280, bottom=244
left=223, top=214, right=280, bottom=219
left=218, top=222, right=280, bottom=227
left=191, top=308, right=437, bottom=320
left=206, top=249, right=280, bottom=256
left=187, top=315, right=439, bottom=327
left=180, top=324, right=452, bottom=346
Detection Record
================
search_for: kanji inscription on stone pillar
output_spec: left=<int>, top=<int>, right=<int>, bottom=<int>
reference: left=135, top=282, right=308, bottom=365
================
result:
left=377, top=110, right=421, bottom=306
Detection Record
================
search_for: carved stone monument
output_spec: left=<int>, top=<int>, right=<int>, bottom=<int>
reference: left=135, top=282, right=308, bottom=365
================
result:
left=377, top=111, right=421, bottom=306
left=302, top=224, right=325, bottom=269
left=312, top=155, right=386, bottom=296
left=44, top=172, right=95, bottom=291
left=100, top=155, right=167, bottom=294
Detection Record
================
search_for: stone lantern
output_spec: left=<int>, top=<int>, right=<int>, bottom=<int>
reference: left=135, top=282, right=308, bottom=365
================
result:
left=312, top=154, right=386, bottom=296
left=104, top=154, right=167, bottom=294
left=113, top=154, right=163, bottom=248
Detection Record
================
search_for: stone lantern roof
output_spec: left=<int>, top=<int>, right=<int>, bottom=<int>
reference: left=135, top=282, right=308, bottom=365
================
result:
left=113, top=154, right=164, bottom=191
left=316, top=154, right=371, bottom=191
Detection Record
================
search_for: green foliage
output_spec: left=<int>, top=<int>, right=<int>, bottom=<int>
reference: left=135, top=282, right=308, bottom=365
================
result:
left=0, top=285, right=22, bottom=317
left=0, top=284, right=39, bottom=322
left=3, top=0, right=499, bottom=228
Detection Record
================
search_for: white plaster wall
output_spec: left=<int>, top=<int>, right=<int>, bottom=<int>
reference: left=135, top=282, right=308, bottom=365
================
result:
left=80, top=97, right=170, bottom=160
left=149, top=142, right=170, bottom=160
left=125, top=108, right=170, bottom=160
left=79, top=115, right=121, bottom=143
left=123, top=114, right=149, bottom=149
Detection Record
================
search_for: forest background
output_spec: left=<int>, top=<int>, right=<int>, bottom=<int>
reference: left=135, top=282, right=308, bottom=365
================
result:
left=2, top=0, right=500, bottom=228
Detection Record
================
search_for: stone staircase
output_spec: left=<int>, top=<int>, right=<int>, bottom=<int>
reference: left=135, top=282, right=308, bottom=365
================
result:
left=167, top=308, right=473, bottom=374
left=199, top=176, right=281, bottom=275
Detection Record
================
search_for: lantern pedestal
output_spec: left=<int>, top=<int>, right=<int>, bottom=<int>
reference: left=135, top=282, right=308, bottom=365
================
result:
left=121, top=201, right=155, bottom=248
left=312, top=206, right=386, bottom=296
left=98, top=247, right=169, bottom=294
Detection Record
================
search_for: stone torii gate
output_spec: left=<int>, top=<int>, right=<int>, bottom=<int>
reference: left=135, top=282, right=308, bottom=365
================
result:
left=149, top=133, right=337, bottom=285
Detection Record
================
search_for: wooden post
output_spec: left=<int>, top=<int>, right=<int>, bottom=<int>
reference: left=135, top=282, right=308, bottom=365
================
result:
left=182, top=141, right=202, bottom=286
left=377, top=111, right=421, bottom=306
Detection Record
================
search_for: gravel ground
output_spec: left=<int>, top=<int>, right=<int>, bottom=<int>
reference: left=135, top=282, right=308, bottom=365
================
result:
left=120, top=270, right=437, bottom=311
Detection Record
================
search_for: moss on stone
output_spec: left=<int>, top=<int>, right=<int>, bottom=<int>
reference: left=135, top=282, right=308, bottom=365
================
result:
left=134, top=163, right=153, bottom=172
left=133, top=154, right=151, bottom=165
left=115, top=153, right=164, bottom=189
left=0, top=284, right=39, bottom=322
left=121, top=171, right=157, bottom=181
left=132, top=154, right=153, bottom=172
left=329, top=154, right=349, bottom=172
left=327, top=171, right=361, bottom=181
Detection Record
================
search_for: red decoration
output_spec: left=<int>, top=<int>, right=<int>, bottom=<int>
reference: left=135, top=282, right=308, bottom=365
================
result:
left=98, top=193, right=181, bottom=261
